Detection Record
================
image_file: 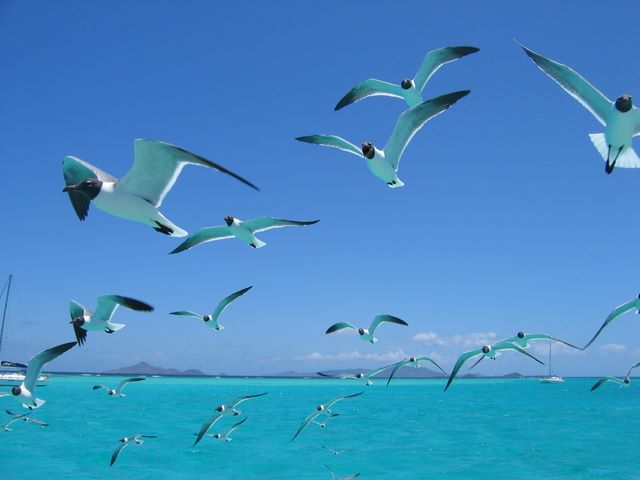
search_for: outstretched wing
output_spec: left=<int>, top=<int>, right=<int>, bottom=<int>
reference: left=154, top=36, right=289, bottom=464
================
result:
left=291, top=410, right=320, bottom=442
left=334, top=79, right=404, bottom=111
left=229, top=392, right=267, bottom=407
left=115, top=377, right=146, bottom=394
left=110, top=442, right=128, bottom=467
left=212, top=286, right=253, bottom=322
left=296, top=135, right=362, bottom=158
left=25, top=342, right=76, bottom=392
left=583, top=297, right=639, bottom=349
left=94, top=295, right=153, bottom=324
left=523, top=333, right=580, bottom=349
left=591, top=376, right=626, bottom=391
left=325, top=322, right=358, bottom=335
left=193, top=413, right=222, bottom=446
left=169, top=311, right=204, bottom=320
left=626, top=361, right=640, bottom=378
left=241, top=217, right=319, bottom=234
left=170, top=226, right=233, bottom=254
left=445, top=348, right=483, bottom=391
left=495, top=343, right=545, bottom=365
left=386, top=359, right=410, bottom=387
left=519, top=42, right=612, bottom=126
left=92, top=385, right=108, bottom=391
left=118, top=139, right=258, bottom=208
left=325, top=391, right=364, bottom=409
left=384, top=90, right=470, bottom=170
left=224, top=417, right=248, bottom=436
left=62, top=156, right=117, bottom=221
left=414, top=46, right=480, bottom=92
left=369, top=314, right=408, bottom=335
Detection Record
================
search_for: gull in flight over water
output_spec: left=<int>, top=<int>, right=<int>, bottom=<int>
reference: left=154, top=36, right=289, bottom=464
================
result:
left=291, top=392, right=363, bottom=442
left=63, top=139, right=259, bottom=237
left=325, top=464, right=360, bottom=480
left=583, top=294, right=640, bottom=349
left=170, top=216, right=319, bottom=253
left=317, top=364, right=394, bottom=386
left=170, top=286, right=253, bottom=331
left=110, top=434, right=157, bottom=467
left=193, top=418, right=247, bottom=443
left=0, top=342, right=76, bottom=409
left=445, top=341, right=544, bottom=391
left=335, top=45, right=479, bottom=110
left=321, top=445, right=346, bottom=456
left=92, top=377, right=146, bottom=397
left=69, top=295, right=153, bottom=346
left=499, top=331, right=580, bottom=349
left=3, top=410, right=48, bottom=431
left=326, top=314, right=408, bottom=344
left=298, top=90, right=470, bottom=188
left=193, top=393, right=267, bottom=446
left=591, top=361, right=640, bottom=391
left=519, top=42, right=640, bottom=174
left=386, top=355, right=448, bottom=386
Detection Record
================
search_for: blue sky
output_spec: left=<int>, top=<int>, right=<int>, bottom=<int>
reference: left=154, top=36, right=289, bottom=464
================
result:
left=1, top=0, right=640, bottom=376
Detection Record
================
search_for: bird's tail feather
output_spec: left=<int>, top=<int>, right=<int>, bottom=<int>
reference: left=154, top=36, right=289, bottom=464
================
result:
left=589, top=133, right=640, bottom=168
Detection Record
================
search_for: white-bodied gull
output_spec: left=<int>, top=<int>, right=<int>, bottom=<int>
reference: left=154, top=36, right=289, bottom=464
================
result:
left=591, top=360, right=640, bottom=391
left=386, top=355, right=447, bottom=387
left=290, top=392, right=363, bottom=442
left=317, top=364, right=393, bottom=386
left=92, top=377, right=146, bottom=397
left=62, top=139, right=259, bottom=237
left=194, top=417, right=247, bottom=443
left=170, top=286, right=253, bottom=331
left=519, top=42, right=640, bottom=174
left=110, top=434, right=157, bottom=467
left=498, top=331, right=579, bottom=349
left=321, top=445, right=346, bottom=456
left=335, top=46, right=479, bottom=110
left=583, top=294, right=640, bottom=349
left=0, top=342, right=76, bottom=409
left=298, top=90, right=470, bottom=188
left=3, top=410, right=48, bottom=431
left=170, top=216, right=319, bottom=253
left=325, top=314, right=408, bottom=344
left=69, top=294, right=153, bottom=346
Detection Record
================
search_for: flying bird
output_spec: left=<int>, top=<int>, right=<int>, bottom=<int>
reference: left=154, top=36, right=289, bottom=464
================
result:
left=3, top=410, right=48, bottom=431
left=290, top=392, right=363, bottom=442
left=110, top=434, right=157, bottom=467
left=170, top=216, right=319, bottom=253
left=325, top=464, right=360, bottom=480
left=193, top=393, right=267, bottom=446
left=69, top=295, right=153, bottom=346
left=519, top=42, right=640, bottom=174
left=193, top=418, right=248, bottom=443
left=321, top=445, right=346, bottom=456
left=312, top=413, right=341, bottom=429
left=317, top=364, right=393, bottom=386
left=298, top=90, right=470, bottom=188
left=325, top=314, right=408, bottom=344
left=497, top=331, right=579, bottom=349
left=386, top=355, right=447, bottom=387
left=583, top=294, right=640, bottom=349
left=170, top=286, right=253, bottom=331
left=92, top=377, right=146, bottom=397
left=335, top=45, right=479, bottom=110
left=62, top=139, right=259, bottom=237
left=591, top=361, right=640, bottom=391
left=0, top=342, right=76, bottom=409
left=445, top=342, right=544, bottom=391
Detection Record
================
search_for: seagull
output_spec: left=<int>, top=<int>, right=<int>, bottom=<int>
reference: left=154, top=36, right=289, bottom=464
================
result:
left=194, top=418, right=247, bottom=443
left=170, top=216, right=319, bottom=253
left=583, top=294, right=640, bottom=349
left=445, top=342, right=544, bottom=391
left=317, top=364, right=393, bottom=386
left=591, top=360, right=640, bottom=391
left=62, top=139, right=259, bottom=237
left=386, top=355, right=447, bottom=387
left=170, top=286, right=253, bottom=331
left=69, top=295, right=154, bottom=346
left=92, top=377, right=146, bottom=397
left=3, top=410, right=48, bottom=431
left=519, top=42, right=640, bottom=174
left=335, top=46, right=479, bottom=110
left=290, top=392, right=363, bottom=442
left=193, top=393, right=267, bottom=446
left=312, top=413, right=340, bottom=429
left=110, top=434, right=157, bottom=467
left=0, top=342, right=76, bottom=409
left=297, top=90, right=470, bottom=188
left=321, top=445, right=346, bottom=456
left=497, top=331, right=580, bottom=349
left=325, top=464, right=360, bottom=480
left=325, top=314, right=408, bottom=344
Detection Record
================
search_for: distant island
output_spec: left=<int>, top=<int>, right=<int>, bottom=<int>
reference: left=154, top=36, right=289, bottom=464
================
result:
left=103, top=361, right=206, bottom=376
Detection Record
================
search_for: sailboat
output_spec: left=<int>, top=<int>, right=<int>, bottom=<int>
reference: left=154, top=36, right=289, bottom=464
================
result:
left=0, top=275, right=48, bottom=387
left=539, top=341, right=565, bottom=383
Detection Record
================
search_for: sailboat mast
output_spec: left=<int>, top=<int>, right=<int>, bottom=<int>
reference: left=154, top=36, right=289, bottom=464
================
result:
left=0, top=275, right=12, bottom=355
left=548, top=341, right=552, bottom=377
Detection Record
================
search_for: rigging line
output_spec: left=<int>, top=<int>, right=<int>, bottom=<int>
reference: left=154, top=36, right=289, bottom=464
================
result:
left=0, top=275, right=12, bottom=354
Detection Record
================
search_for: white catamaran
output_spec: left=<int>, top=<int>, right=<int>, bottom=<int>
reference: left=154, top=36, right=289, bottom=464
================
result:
left=0, top=275, right=48, bottom=387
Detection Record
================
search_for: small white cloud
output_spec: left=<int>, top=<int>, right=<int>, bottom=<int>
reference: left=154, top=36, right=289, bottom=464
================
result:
left=598, top=343, right=627, bottom=353
left=413, top=332, right=447, bottom=346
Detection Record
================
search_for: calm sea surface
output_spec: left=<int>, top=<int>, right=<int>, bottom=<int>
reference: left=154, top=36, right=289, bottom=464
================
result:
left=1, top=376, right=638, bottom=479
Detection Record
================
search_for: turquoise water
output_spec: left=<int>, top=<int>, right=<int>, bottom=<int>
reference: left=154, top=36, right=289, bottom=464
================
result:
left=1, top=376, right=639, bottom=479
